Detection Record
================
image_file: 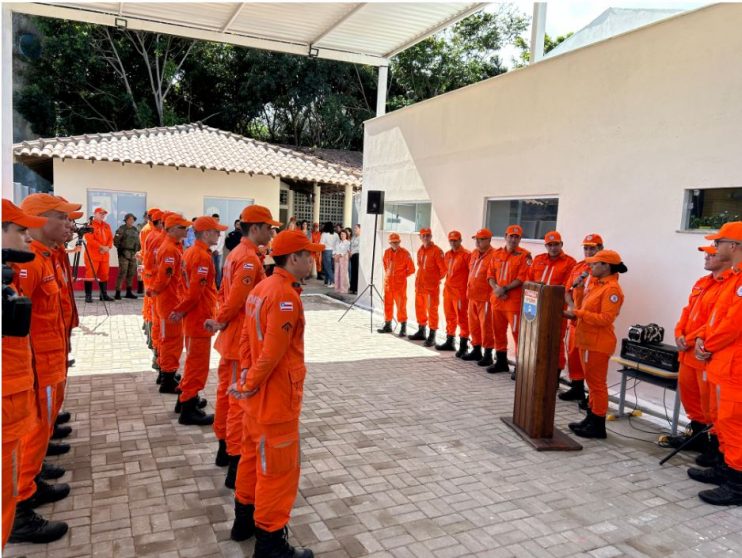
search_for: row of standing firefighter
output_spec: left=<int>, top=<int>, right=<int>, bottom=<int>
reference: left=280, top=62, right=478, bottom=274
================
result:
left=139, top=205, right=318, bottom=557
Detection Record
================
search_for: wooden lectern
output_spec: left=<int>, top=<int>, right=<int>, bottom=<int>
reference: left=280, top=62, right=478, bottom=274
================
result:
left=502, top=282, right=582, bottom=451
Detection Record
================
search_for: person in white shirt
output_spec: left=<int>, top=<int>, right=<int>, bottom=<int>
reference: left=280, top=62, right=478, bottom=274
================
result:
left=333, top=230, right=351, bottom=293
left=319, top=221, right=339, bottom=286
left=349, top=224, right=361, bottom=294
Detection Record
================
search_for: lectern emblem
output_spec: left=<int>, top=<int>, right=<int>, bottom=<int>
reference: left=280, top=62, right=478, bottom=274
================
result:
left=523, top=289, right=539, bottom=322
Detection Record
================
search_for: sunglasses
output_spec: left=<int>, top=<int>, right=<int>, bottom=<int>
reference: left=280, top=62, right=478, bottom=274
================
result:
left=713, top=239, right=739, bottom=247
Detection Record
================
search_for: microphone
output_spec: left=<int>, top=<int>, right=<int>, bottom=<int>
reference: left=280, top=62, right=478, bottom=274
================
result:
left=572, top=270, right=589, bottom=289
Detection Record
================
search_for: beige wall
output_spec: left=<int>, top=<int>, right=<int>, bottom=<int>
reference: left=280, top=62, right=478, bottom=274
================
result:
left=360, top=4, right=742, bottom=350
left=53, top=158, right=280, bottom=265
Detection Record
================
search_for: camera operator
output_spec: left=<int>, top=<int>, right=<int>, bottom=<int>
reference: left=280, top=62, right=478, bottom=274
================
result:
left=2, top=198, right=68, bottom=545
left=8, top=194, right=79, bottom=544
left=83, top=207, right=114, bottom=303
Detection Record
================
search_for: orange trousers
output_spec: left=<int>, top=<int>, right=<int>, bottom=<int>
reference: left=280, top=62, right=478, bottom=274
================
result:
left=717, top=390, right=742, bottom=471
left=151, top=304, right=162, bottom=354
left=443, top=287, right=468, bottom=338
left=235, top=417, right=300, bottom=532
left=214, top=358, right=244, bottom=456
left=158, top=317, right=183, bottom=372
left=178, top=336, right=212, bottom=402
left=492, top=309, right=519, bottom=354
left=414, top=287, right=440, bottom=329
left=2, top=439, right=21, bottom=548
left=566, top=325, right=585, bottom=381
left=468, top=300, right=493, bottom=349
left=384, top=284, right=408, bottom=323
left=84, top=256, right=110, bottom=282
left=580, top=349, right=610, bottom=417
left=678, top=363, right=711, bottom=424
left=313, top=252, right=322, bottom=274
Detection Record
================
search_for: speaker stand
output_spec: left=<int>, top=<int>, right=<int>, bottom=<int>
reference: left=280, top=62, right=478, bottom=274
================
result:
left=339, top=213, right=384, bottom=332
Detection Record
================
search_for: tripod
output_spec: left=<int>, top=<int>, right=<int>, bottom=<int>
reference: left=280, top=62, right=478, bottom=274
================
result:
left=72, top=235, right=110, bottom=317
left=339, top=213, right=384, bottom=332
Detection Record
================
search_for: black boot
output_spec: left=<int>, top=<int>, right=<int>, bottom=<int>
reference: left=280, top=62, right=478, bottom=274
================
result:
left=568, top=411, right=592, bottom=432
left=424, top=329, right=437, bottom=347
left=511, top=367, right=517, bottom=381
left=84, top=281, right=93, bottom=303
left=578, top=397, right=590, bottom=411
left=215, top=439, right=229, bottom=467
left=175, top=396, right=208, bottom=412
left=55, top=411, right=71, bottom=425
left=8, top=503, right=68, bottom=544
left=46, top=442, right=70, bottom=456
left=486, top=351, right=509, bottom=374
left=125, top=288, right=138, bottom=299
left=665, top=421, right=710, bottom=453
left=462, top=345, right=482, bottom=361
left=697, top=435, right=722, bottom=467
left=52, top=424, right=72, bottom=439
left=24, top=477, right=71, bottom=508
left=699, top=467, right=742, bottom=506
left=477, top=348, right=493, bottom=367
left=114, top=290, right=122, bottom=300
left=408, top=325, right=427, bottom=341
left=435, top=335, right=456, bottom=351
left=571, top=413, right=607, bottom=439
left=455, top=337, right=469, bottom=358
left=225, top=455, right=240, bottom=489
left=253, top=526, right=314, bottom=558
left=397, top=322, right=407, bottom=337
left=377, top=321, right=392, bottom=334
left=230, top=499, right=255, bottom=541
left=178, top=397, right=214, bottom=426
left=137, top=281, right=144, bottom=295
left=159, top=372, right=180, bottom=394
left=39, top=462, right=65, bottom=481
left=688, top=461, right=727, bottom=485
left=99, top=281, right=114, bottom=301
left=558, top=379, right=586, bottom=402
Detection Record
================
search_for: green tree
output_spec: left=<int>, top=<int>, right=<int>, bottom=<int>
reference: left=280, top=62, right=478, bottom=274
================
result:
left=512, top=32, right=574, bottom=67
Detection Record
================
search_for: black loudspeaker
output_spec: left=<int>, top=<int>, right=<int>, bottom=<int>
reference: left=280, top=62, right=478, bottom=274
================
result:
left=367, top=190, right=384, bottom=215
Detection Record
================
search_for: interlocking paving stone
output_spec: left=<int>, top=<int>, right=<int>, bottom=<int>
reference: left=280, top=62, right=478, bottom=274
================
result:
left=4, top=293, right=741, bottom=557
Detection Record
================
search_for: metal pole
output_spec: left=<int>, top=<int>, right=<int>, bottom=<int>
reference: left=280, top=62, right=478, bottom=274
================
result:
left=530, top=2, right=547, bottom=64
left=369, top=213, right=378, bottom=331
left=376, top=66, right=388, bottom=117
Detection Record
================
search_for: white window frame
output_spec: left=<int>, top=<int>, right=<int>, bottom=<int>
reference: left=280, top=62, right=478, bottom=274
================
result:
left=381, top=200, right=432, bottom=233
left=680, top=187, right=742, bottom=232
left=483, top=194, right=560, bottom=241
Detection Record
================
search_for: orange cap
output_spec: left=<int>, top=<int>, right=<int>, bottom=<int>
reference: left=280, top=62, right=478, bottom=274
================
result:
left=20, top=193, right=80, bottom=216
left=2, top=198, right=48, bottom=228
left=586, top=249, right=623, bottom=265
left=149, top=209, right=164, bottom=222
left=147, top=207, right=161, bottom=216
left=388, top=233, right=401, bottom=242
left=582, top=233, right=604, bottom=246
left=419, top=227, right=432, bottom=236
left=240, top=205, right=281, bottom=226
left=270, top=230, right=324, bottom=256
left=705, top=221, right=742, bottom=242
left=544, top=231, right=562, bottom=244
left=448, top=230, right=462, bottom=241
left=94, top=207, right=108, bottom=215
left=69, top=211, right=84, bottom=220
left=193, top=215, right=228, bottom=232
left=472, top=228, right=493, bottom=239
left=698, top=245, right=718, bottom=255
left=505, top=225, right=523, bottom=237
left=164, top=214, right=191, bottom=229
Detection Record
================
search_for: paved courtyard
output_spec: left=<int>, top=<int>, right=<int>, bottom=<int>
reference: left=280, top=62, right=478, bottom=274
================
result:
left=6, top=293, right=742, bottom=558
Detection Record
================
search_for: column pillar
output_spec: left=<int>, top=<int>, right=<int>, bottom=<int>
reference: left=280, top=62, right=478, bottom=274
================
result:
left=376, top=65, right=388, bottom=117
left=530, top=2, right=547, bottom=64
left=287, top=188, right=295, bottom=221
left=313, top=183, right=321, bottom=225
left=343, top=184, right=353, bottom=227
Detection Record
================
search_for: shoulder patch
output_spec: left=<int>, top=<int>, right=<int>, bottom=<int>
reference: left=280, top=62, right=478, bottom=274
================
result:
left=197, top=266, right=209, bottom=275
left=737, top=286, right=742, bottom=297
left=609, top=294, right=620, bottom=303
left=242, top=276, right=252, bottom=286
left=243, top=262, right=254, bottom=270
left=19, top=269, right=28, bottom=278
left=279, top=301, right=294, bottom=312
left=164, top=256, right=175, bottom=264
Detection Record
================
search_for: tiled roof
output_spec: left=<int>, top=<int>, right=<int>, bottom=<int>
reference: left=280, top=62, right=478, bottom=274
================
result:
left=13, top=122, right=362, bottom=188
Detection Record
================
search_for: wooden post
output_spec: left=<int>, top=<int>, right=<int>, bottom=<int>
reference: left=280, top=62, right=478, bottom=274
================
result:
left=502, top=282, right=582, bottom=451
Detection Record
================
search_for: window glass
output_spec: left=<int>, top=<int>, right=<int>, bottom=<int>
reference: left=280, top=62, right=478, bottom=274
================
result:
left=383, top=202, right=432, bottom=232
left=684, top=188, right=742, bottom=230
left=485, top=198, right=559, bottom=239
left=87, top=190, right=147, bottom=230
left=204, top=197, right=254, bottom=228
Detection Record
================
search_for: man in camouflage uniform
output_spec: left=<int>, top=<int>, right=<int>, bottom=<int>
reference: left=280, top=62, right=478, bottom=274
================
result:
left=114, top=213, right=141, bottom=299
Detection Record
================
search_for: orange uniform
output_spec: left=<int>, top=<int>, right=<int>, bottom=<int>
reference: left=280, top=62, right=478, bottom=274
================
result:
left=414, top=243, right=446, bottom=330
left=234, top=267, right=306, bottom=531
left=144, top=228, right=167, bottom=352
left=528, top=251, right=576, bottom=370
left=15, top=240, right=68, bottom=502
left=311, top=230, right=322, bottom=273
left=573, top=273, right=624, bottom=417
left=213, top=238, right=266, bottom=456
left=174, top=240, right=217, bottom=402
left=488, top=246, right=531, bottom=354
left=83, top=219, right=113, bottom=281
left=382, top=247, right=415, bottom=323
left=565, top=261, right=591, bottom=382
left=467, top=247, right=497, bottom=349
left=443, top=247, right=471, bottom=338
left=139, top=221, right=154, bottom=323
left=150, top=236, right=185, bottom=373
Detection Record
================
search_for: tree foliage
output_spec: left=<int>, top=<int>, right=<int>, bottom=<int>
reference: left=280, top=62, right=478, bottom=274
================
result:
left=512, top=32, right=574, bottom=67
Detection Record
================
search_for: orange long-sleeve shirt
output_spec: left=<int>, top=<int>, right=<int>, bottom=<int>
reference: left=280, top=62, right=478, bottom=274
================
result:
left=151, top=236, right=184, bottom=316
left=467, top=246, right=496, bottom=302
left=675, top=273, right=727, bottom=369
left=173, top=240, right=217, bottom=338
left=213, top=237, right=266, bottom=361
left=83, top=220, right=113, bottom=261
left=143, top=228, right=166, bottom=280
left=382, top=247, right=415, bottom=287
left=488, top=246, right=531, bottom=312
left=566, top=260, right=591, bottom=311
left=703, top=266, right=742, bottom=394
left=237, top=267, right=307, bottom=425
left=444, top=247, right=471, bottom=293
left=415, top=243, right=446, bottom=292
left=527, top=252, right=577, bottom=287
left=573, top=273, right=624, bottom=355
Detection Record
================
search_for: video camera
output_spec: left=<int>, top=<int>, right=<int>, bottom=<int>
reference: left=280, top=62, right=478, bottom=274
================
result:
left=72, top=221, right=94, bottom=236
left=2, top=249, right=33, bottom=337
left=627, top=323, right=665, bottom=345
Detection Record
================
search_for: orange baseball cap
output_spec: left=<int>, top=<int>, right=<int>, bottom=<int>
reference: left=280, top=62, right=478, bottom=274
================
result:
left=582, top=233, right=604, bottom=246
left=448, top=230, right=462, bottom=241
left=586, top=249, right=623, bottom=265
left=472, top=228, right=493, bottom=239
left=388, top=233, right=401, bottom=242
left=698, top=245, right=717, bottom=255
left=419, top=228, right=432, bottom=236
left=21, top=193, right=80, bottom=216
left=2, top=198, right=48, bottom=228
left=164, top=214, right=191, bottom=229
left=193, top=215, right=228, bottom=232
left=148, top=207, right=161, bottom=216
left=94, top=207, right=108, bottom=215
left=240, top=205, right=281, bottom=226
left=149, top=209, right=164, bottom=221
left=271, top=230, right=324, bottom=256
left=544, top=231, right=562, bottom=244
left=69, top=211, right=84, bottom=220
left=705, top=221, right=742, bottom=242
left=505, top=225, right=523, bottom=237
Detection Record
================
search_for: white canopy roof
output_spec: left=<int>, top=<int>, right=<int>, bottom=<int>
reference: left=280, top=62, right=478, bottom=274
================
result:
left=10, top=2, right=488, bottom=66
